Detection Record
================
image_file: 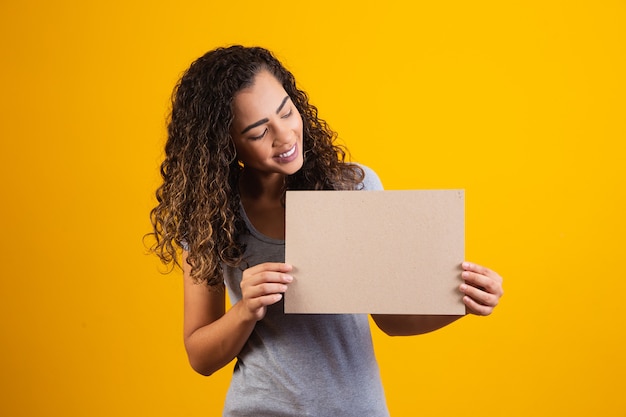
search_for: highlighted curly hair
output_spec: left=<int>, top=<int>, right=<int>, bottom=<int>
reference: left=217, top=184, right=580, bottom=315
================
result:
left=149, top=45, right=363, bottom=287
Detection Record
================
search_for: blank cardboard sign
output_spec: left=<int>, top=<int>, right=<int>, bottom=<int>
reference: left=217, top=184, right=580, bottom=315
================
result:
left=284, top=190, right=465, bottom=315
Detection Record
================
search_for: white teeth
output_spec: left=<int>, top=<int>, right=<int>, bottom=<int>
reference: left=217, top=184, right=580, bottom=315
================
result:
left=279, top=145, right=296, bottom=158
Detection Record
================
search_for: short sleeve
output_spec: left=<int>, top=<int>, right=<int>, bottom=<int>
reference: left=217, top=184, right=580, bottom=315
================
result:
left=357, top=164, right=384, bottom=191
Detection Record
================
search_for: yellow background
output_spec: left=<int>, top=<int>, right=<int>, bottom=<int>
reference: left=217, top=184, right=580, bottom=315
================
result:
left=1, top=1, right=624, bottom=416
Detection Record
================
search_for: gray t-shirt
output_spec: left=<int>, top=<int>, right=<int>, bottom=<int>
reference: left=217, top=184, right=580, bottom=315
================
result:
left=222, top=165, right=389, bottom=417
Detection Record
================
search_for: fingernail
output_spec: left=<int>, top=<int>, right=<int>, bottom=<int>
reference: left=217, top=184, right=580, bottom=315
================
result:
left=462, top=271, right=469, bottom=278
left=460, top=284, right=467, bottom=292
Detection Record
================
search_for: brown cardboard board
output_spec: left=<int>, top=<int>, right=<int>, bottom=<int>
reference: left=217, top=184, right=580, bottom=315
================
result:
left=284, top=189, right=465, bottom=314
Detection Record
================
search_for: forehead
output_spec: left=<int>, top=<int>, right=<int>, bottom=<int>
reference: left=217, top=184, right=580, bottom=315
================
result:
left=231, top=71, right=287, bottom=118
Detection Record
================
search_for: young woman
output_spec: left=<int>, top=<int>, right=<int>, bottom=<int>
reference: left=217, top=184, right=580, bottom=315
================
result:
left=150, top=45, right=504, bottom=416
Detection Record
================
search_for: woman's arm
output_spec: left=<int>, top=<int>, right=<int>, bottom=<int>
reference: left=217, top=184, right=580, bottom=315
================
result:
left=182, top=251, right=293, bottom=376
left=372, top=262, right=504, bottom=336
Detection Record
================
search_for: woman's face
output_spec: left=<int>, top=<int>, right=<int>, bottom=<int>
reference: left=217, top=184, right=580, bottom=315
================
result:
left=230, top=70, right=304, bottom=178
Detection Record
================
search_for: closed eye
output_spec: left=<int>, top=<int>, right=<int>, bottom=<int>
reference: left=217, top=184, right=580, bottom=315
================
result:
left=250, top=128, right=268, bottom=140
left=281, top=108, right=293, bottom=119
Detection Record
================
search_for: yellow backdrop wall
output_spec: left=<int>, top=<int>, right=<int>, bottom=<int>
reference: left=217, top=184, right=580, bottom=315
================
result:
left=1, top=1, right=624, bottom=416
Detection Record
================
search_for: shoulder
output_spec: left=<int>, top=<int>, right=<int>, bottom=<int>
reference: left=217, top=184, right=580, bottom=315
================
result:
left=352, top=163, right=384, bottom=191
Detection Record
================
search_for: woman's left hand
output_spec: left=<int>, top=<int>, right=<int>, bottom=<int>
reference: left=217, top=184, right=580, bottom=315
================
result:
left=459, top=262, right=504, bottom=316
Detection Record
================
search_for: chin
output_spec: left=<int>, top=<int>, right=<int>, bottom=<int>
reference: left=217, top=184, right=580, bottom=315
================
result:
left=285, top=158, right=304, bottom=175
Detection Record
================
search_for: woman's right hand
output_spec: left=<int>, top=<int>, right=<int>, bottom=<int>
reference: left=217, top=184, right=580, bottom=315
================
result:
left=239, top=262, right=293, bottom=322
left=183, top=257, right=294, bottom=376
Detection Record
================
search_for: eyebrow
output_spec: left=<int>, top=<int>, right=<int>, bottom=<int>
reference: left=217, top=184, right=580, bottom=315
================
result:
left=240, top=95, right=290, bottom=135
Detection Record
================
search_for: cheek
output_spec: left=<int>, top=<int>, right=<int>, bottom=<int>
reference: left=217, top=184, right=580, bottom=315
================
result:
left=294, top=113, right=304, bottom=134
left=232, top=140, right=252, bottom=161
left=234, top=140, right=273, bottom=165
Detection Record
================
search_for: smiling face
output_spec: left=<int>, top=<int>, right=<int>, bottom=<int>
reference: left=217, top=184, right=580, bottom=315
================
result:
left=230, top=70, right=304, bottom=179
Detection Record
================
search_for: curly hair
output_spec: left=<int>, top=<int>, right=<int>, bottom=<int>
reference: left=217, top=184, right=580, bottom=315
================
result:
left=149, top=45, right=364, bottom=287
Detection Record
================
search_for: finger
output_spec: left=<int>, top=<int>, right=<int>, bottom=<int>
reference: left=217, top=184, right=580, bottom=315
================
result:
left=242, top=269, right=293, bottom=287
left=244, top=264, right=294, bottom=285
left=463, top=295, right=494, bottom=316
left=462, top=263, right=503, bottom=293
left=248, top=292, right=284, bottom=308
left=461, top=261, right=494, bottom=277
left=459, top=283, right=499, bottom=307
left=243, top=281, right=290, bottom=300
left=461, top=271, right=499, bottom=295
left=243, top=293, right=284, bottom=322
left=248, top=262, right=293, bottom=274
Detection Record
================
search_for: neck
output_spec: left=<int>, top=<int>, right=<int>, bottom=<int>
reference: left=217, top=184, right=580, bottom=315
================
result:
left=238, top=169, right=286, bottom=202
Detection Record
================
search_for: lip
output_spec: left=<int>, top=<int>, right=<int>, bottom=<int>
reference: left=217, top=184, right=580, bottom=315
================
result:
left=273, top=143, right=299, bottom=163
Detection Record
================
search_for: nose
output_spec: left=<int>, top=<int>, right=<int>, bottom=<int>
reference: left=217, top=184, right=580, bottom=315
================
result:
left=272, top=121, right=293, bottom=147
